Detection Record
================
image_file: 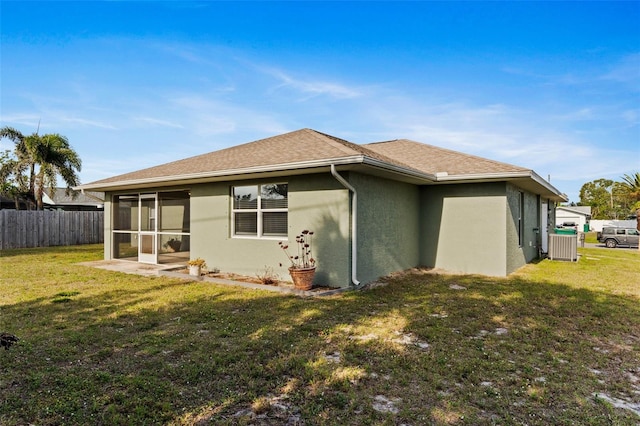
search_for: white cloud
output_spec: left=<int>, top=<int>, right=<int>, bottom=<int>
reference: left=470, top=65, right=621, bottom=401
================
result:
left=622, top=109, right=639, bottom=126
left=57, top=116, right=118, bottom=130
left=352, top=96, right=629, bottom=195
left=260, top=66, right=363, bottom=100
left=0, top=114, right=43, bottom=130
left=601, top=52, right=640, bottom=88
left=134, top=117, right=184, bottom=129
left=4, top=39, right=636, bottom=204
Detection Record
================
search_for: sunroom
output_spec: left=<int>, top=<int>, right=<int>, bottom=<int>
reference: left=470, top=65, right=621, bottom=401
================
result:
left=111, top=190, right=191, bottom=264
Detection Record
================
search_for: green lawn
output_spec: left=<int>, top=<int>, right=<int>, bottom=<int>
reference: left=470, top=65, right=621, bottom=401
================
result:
left=1, top=245, right=639, bottom=425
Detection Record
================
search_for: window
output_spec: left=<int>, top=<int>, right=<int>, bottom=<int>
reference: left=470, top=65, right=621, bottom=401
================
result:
left=518, top=192, right=525, bottom=247
left=232, top=183, right=288, bottom=237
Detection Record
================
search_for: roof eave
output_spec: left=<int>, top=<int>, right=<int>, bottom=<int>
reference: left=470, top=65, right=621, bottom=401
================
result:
left=75, top=156, right=368, bottom=192
left=76, top=154, right=567, bottom=203
left=434, top=170, right=568, bottom=202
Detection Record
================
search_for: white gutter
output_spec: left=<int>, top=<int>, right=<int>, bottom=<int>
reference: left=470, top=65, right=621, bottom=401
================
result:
left=434, top=170, right=567, bottom=202
left=433, top=170, right=533, bottom=182
left=330, top=164, right=361, bottom=287
left=75, top=155, right=439, bottom=193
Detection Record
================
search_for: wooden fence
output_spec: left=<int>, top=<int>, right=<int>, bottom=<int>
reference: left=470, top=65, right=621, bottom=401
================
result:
left=0, top=210, right=104, bottom=250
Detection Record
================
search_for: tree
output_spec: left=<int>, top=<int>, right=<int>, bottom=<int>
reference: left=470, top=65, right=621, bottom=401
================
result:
left=0, top=126, right=82, bottom=210
left=578, top=173, right=640, bottom=220
left=579, top=179, right=612, bottom=219
left=620, top=172, right=640, bottom=212
left=578, top=178, right=630, bottom=219
left=0, top=150, right=29, bottom=209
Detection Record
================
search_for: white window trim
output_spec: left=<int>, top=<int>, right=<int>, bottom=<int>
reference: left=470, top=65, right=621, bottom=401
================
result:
left=231, top=183, right=288, bottom=239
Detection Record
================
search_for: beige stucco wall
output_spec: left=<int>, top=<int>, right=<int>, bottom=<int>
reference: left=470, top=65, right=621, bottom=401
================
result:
left=190, top=174, right=352, bottom=288
left=505, top=184, right=541, bottom=273
left=348, top=172, right=420, bottom=285
left=103, top=174, right=553, bottom=283
left=420, top=183, right=509, bottom=276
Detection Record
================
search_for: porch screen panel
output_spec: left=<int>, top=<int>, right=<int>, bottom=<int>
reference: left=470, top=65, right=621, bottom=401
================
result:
left=113, top=195, right=138, bottom=231
left=140, top=197, right=156, bottom=232
left=113, top=232, right=138, bottom=260
left=159, top=191, right=190, bottom=232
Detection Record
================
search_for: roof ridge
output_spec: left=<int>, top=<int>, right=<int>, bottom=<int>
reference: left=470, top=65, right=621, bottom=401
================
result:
left=306, top=129, right=364, bottom=156
left=366, top=139, right=529, bottom=172
left=308, top=130, right=423, bottom=171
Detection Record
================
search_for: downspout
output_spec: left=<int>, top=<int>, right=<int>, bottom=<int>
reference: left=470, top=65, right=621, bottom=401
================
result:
left=330, top=164, right=361, bottom=287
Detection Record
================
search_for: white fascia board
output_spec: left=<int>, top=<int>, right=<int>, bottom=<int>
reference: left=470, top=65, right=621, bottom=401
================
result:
left=434, top=170, right=533, bottom=182
left=529, top=170, right=568, bottom=202
left=435, top=170, right=568, bottom=201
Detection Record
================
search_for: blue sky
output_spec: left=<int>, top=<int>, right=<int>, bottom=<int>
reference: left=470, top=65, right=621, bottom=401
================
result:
left=1, top=1, right=639, bottom=203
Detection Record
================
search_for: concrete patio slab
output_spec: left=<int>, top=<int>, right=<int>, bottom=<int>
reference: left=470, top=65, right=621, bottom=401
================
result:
left=78, top=259, right=185, bottom=277
left=78, top=259, right=348, bottom=297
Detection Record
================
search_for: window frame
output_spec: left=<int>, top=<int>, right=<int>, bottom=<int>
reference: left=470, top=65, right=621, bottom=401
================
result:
left=231, top=183, right=288, bottom=239
left=518, top=191, right=525, bottom=247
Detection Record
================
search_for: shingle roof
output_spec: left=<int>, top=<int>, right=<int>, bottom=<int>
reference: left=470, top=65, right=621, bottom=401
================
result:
left=84, top=128, right=530, bottom=188
left=44, top=188, right=104, bottom=205
left=364, top=139, right=529, bottom=176
left=79, top=128, right=566, bottom=201
left=87, top=128, right=407, bottom=186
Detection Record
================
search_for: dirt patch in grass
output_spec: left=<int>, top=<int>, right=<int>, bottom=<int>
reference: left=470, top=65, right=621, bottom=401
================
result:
left=206, top=271, right=279, bottom=285
left=176, top=268, right=277, bottom=285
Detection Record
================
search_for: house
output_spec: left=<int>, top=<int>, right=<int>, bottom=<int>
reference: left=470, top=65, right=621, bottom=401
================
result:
left=42, top=188, right=104, bottom=211
left=0, top=188, right=104, bottom=211
left=76, top=128, right=567, bottom=287
left=0, top=195, right=30, bottom=210
left=555, top=206, right=591, bottom=232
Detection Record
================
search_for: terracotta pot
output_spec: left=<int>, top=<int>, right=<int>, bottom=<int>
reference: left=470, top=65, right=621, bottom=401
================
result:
left=288, top=266, right=316, bottom=290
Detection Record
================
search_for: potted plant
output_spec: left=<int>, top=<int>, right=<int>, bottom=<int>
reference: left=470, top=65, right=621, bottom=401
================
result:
left=187, top=257, right=206, bottom=276
left=279, top=230, right=316, bottom=290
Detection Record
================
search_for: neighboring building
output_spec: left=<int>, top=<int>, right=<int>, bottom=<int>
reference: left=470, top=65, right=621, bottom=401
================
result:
left=556, top=206, right=591, bottom=232
left=0, top=189, right=104, bottom=211
left=43, top=188, right=104, bottom=211
left=77, top=129, right=567, bottom=287
left=0, top=195, right=30, bottom=210
left=590, top=219, right=638, bottom=233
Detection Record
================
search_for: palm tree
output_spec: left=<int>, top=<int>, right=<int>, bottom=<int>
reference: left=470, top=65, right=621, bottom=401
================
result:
left=620, top=173, right=640, bottom=235
left=620, top=172, right=640, bottom=202
left=0, top=151, right=29, bottom=209
left=0, top=126, right=82, bottom=210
